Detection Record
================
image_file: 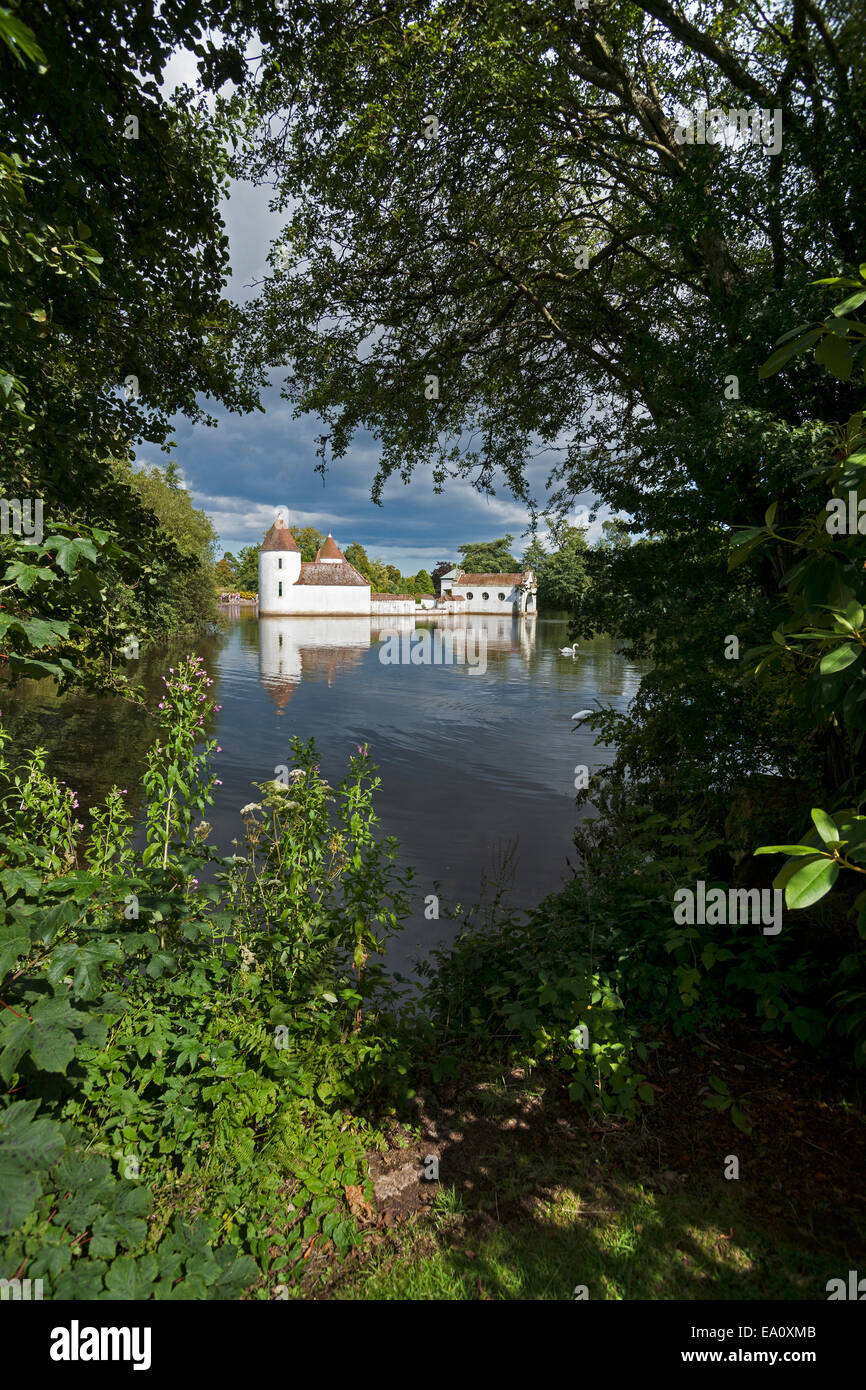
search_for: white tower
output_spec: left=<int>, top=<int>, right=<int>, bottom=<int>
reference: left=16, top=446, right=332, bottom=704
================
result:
left=258, top=509, right=301, bottom=615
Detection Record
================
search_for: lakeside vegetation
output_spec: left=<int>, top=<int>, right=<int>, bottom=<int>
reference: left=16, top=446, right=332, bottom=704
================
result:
left=1, top=0, right=865, bottom=1300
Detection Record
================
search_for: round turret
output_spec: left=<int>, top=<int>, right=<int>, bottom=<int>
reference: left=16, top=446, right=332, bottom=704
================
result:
left=258, top=511, right=301, bottom=614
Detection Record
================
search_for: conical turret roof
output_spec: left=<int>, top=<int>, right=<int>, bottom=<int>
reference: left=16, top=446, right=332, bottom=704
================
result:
left=314, top=533, right=344, bottom=561
left=261, top=517, right=300, bottom=552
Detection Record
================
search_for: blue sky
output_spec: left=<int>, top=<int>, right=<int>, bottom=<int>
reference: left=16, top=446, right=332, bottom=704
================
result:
left=139, top=51, right=611, bottom=576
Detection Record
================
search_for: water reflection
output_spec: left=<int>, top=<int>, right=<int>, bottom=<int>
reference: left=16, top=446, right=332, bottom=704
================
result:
left=1, top=613, right=648, bottom=977
left=259, top=616, right=371, bottom=709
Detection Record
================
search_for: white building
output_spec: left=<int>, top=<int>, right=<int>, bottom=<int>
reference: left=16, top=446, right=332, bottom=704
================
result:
left=256, top=511, right=537, bottom=618
left=258, top=513, right=371, bottom=615
left=442, top=569, right=536, bottom=615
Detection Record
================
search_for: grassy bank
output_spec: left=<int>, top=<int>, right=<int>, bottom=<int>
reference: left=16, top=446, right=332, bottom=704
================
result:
left=298, top=1032, right=866, bottom=1301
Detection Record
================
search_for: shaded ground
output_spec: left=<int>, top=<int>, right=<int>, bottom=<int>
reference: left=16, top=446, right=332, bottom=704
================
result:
left=291, top=1025, right=866, bottom=1299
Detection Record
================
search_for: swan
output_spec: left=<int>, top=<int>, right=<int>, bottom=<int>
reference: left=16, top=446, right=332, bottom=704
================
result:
left=559, top=642, right=580, bottom=656
left=571, top=709, right=594, bottom=722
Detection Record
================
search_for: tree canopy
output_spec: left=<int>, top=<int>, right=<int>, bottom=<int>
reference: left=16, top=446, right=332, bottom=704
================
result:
left=457, top=537, right=520, bottom=573
left=0, top=0, right=268, bottom=687
left=244, top=0, right=864, bottom=524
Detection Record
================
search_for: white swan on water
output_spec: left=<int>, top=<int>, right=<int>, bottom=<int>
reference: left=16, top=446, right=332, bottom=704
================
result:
left=571, top=709, right=594, bottom=723
left=559, top=642, right=580, bottom=656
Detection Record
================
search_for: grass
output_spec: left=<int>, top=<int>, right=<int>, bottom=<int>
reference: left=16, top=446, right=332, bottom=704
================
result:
left=325, top=1180, right=845, bottom=1300
left=294, top=1036, right=866, bottom=1301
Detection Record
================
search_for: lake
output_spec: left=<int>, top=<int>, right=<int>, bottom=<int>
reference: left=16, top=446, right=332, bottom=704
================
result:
left=2, top=613, right=647, bottom=978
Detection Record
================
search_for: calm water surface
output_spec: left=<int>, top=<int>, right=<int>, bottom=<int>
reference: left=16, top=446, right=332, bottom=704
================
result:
left=4, top=614, right=647, bottom=977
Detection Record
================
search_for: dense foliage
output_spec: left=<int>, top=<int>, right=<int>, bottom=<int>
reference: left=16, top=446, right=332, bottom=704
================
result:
left=0, top=656, right=413, bottom=1295
left=0, top=0, right=266, bottom=688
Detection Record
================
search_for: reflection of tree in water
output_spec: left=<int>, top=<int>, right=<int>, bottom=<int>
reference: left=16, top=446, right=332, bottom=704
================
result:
left=0, top=627, right=230, bottom=826
left=236, top=611, right=260, bottom=653
left=480, top=835, right=519, bottom=915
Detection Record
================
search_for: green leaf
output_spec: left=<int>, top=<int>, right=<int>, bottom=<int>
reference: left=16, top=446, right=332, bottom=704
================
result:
left=815, top=334, right=853, bottom=382
left=0, top=1100, right=66, bottom=1234
left=0, top=10, right=48, bottom=67
left=28, top=1019, right=79, bottom=1072
left=811, top=808, right=839, bottom=845
left=728, top=526, right=764, bottom=549
left=1, top=614, right=70, bottom=649
left=727, top=528, right=767, bottom=570
left=783, top=857, right=839, bottom=910
left=333, top=1219, right=353, bottom=1253
left=0, top=922, right=30, bottom=978
left=833, top=291, right=866, bottom=317
left=103, top=1253, right=159, bottom=1300
left=53, top=1261, right=109, bottom=1300
left=812, top=276, right=864, bottom=287
left=820, top=642, right=861, bottom=674
left=754, top=844, right=827, bottom=856
left=758, top=329, right=821, bottom=378
left=42, top=534, right=97, bottom=574
left=704, top=1094, right=730, bottom=1111
left=774, top=323, right=814, bottom=344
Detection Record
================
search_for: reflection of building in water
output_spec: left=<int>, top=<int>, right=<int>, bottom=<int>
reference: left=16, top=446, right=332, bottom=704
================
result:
left=369, top=615, right=415, bottom=642
left=258, top=617, right=370, bottom=709
left=260, top=612, right=537, bottom=704
left=423, top=613, right=536, bottom=654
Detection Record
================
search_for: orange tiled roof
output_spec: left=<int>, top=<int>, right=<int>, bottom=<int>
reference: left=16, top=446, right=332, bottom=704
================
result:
left=314, top=534, right=344, bottom=561
left=261, top=519, right=300, bottom=552
left=454, top=572, right=523, bottom=586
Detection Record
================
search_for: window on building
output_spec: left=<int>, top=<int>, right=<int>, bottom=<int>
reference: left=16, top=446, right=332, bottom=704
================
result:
left=278, top=557, right=282, bottom=569
left=466, top=591, right=474, bottom=599
left=278, top=581, right=283, bottom=597
left=482, top=591, right=489, bottom=600
left=498, top=592, right=505, bottom=600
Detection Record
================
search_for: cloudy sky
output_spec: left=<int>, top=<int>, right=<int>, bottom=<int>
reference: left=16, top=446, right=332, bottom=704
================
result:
left=142, top=50, right=609, bottom=575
